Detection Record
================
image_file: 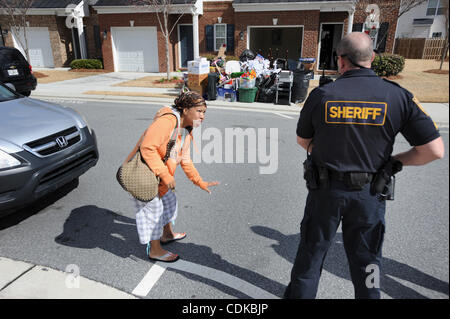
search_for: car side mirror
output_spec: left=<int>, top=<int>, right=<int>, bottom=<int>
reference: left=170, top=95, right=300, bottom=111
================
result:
left=5, top=83, right=16, bottom=91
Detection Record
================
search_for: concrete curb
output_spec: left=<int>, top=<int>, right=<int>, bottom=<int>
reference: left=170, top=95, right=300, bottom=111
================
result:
left=0, top=257, right=137, bottom=299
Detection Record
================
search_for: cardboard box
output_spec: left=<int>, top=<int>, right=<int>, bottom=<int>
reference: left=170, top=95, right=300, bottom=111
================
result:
left=188, top=73, right=208, bottom=86
left=189, top=83, right=207, bottom=96
left=187, top=60, right=210, bottom=74
left=188, top=74, right=208, bottom=96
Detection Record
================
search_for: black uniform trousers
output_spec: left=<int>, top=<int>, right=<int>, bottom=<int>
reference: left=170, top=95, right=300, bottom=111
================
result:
left=284, top=180, right=386, bottom=299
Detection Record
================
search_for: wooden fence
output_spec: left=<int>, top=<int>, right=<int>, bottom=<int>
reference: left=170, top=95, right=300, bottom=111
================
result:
left=423, top=38, right=447, bottom=59
left=394, top=38, right=448, bottom=59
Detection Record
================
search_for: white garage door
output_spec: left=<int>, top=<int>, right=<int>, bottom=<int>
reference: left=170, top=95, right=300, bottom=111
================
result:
left=12, top=27, right=54, bottom=68
left=112, top=27, right=159, bottom=72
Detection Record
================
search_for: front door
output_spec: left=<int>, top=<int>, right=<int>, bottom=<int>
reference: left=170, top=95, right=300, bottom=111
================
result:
left=179, top=25, right=193, bottom=68
left=319, top=24, right=343, bottom=70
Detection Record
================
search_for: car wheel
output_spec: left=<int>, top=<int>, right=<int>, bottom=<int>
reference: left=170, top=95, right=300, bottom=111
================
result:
left=21, top=91, right=31, bottom=97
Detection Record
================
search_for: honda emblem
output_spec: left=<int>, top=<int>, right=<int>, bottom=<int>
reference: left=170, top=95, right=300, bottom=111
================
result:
left=56, top=136, right=68, bottom=148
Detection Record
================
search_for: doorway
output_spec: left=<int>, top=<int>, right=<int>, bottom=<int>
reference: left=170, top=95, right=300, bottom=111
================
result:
left=318, top=23, right=343, bottom=70
left=249, top=26, right=303, bottom=61
left=179, top=24, right=193, bottom=68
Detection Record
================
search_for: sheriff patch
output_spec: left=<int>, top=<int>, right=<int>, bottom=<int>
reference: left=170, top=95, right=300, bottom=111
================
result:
left=325, top=101, right=387, bottom=126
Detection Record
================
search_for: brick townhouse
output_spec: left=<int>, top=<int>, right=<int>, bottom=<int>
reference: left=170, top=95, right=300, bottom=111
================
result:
left=0, top=0, right=102, bottom=68
left=1, top=0, right=400, bottom=72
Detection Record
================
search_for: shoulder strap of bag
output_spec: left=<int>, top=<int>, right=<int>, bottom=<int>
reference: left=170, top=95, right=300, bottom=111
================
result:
left=137, top=112, right=179, bottom=147
left=159, top=112, right=179, bottom=163
left=136, top=112, right=179, bottom=163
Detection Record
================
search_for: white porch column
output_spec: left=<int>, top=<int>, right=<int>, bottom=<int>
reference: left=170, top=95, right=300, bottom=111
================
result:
left=347, top=8, right=355, bottom=34
left=76, top=16, right=87, bottom=59
left=192, top=12, right=200, bottom=59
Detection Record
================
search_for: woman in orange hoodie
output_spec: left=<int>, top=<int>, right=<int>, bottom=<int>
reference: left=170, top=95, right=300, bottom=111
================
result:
left=127, top=92, right=218, bottom=262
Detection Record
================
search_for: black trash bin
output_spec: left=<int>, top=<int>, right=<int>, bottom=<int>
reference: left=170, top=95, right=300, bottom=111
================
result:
left=207, top=72, right=219, bottom=100
left=291, top=70, right=314, bottom=103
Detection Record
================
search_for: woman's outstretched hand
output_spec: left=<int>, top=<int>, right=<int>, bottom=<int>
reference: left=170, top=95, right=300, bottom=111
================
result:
left=200, top=181, right=219, bottom=194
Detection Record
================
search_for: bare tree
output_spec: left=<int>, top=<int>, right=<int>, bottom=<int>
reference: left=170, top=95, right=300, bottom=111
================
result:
left=377, top=0, right=428, bottom=51
left=398, top=0, right=428, bottom=18
left=350, top=1, right=428, bottom=52
left=130, top=0, right=189, bottom=80
left=440, top=0, right=449, bottom=70
left=0, top=0, right=35, bottom=62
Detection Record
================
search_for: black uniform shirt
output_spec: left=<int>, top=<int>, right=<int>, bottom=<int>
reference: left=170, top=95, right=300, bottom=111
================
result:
left=296, top=68, right=440, bottom=173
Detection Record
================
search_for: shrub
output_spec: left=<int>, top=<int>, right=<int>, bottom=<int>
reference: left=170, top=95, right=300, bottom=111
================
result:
left=70, top=59, right=103, bottom=69
left=225, top=55, right=239, bottom=61
left=371, top=53, right=405, bottom=77
left=204, top=54, right=216, bottom=62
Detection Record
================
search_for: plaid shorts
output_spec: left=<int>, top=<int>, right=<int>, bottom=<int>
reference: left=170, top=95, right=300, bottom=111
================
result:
left=133, top=191, right=178, bottom=244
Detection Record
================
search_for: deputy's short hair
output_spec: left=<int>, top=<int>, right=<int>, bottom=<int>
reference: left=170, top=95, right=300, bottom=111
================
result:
left=336, top=32, right=373, bottom=65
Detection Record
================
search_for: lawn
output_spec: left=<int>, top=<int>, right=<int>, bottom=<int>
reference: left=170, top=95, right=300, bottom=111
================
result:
left=391, top=59, right=449, bottom=103
left=303, top=59, right=449, bottom=104
left=34, top=70, right=109, bottom=84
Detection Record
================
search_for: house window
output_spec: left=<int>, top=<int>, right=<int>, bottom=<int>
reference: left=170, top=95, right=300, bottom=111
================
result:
left=432, top=32, right=443, bottom=37
left=427, top=0, right=446, bottom=16
left=214, top=24, right=226, bottom=51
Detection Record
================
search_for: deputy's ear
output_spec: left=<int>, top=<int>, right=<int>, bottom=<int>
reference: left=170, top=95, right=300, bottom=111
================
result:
left=371, top=51, right=376, bottom=62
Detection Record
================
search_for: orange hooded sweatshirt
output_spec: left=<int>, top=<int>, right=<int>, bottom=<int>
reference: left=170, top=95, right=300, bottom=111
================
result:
left=125, top=107, right=208, bottom=197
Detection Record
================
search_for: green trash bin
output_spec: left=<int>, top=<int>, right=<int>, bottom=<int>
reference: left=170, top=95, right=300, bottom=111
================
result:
left=238, top=87, right=258, bottom=103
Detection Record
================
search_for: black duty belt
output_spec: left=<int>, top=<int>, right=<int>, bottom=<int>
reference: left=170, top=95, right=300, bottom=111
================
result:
left=325, top=170, right=375, bottom=190
left=329, top=171, right=374, bottom=182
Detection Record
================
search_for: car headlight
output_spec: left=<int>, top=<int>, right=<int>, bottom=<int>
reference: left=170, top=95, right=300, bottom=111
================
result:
left=72, top=109, right=93, bottom=135
left=81, top=114, right=93, bottom=135
left=0, top=149, right=21, bottom=170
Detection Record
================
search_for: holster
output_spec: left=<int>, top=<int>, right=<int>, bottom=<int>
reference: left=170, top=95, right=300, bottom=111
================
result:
left=370, top=157, right=403, bottom=200
left=303, top=155, right=319, bottom=190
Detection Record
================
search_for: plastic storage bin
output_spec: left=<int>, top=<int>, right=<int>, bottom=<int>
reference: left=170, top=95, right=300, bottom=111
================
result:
left=217, top=87, right=237, bottom=102
left=239, top=78, right=256, bottom=88
left=238, top=87, right=258, bottom=103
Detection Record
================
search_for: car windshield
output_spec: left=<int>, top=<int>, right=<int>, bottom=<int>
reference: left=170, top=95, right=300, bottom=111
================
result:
left=0, top=84, right=19, bottom=102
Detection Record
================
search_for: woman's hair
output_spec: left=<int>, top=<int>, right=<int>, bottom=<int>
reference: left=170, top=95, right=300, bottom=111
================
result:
left=173, top=91, right=206, bottom=114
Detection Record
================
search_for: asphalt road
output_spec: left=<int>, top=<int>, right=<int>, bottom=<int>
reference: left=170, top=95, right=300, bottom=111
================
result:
left=0, top=99, right=448, bottom=299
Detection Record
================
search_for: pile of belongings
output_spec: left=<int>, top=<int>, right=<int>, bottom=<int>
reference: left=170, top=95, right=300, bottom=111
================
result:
left=211, top=49, right=295, bottom=103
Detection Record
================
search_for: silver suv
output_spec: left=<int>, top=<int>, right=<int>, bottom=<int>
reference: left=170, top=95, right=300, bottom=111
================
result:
left=0, top=83, right=99, bottom=216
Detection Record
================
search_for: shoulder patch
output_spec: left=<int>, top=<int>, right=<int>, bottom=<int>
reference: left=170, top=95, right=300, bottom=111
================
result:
left=412, top=96, right=438, bottom=129
left=412, top=96, right=429, bottom=116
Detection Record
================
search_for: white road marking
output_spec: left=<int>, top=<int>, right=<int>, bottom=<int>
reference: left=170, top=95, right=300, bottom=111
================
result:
left=273, top=112, right=295, bottom=119
left=132, top=263, right=167, bottom=297
left=385, top=274, right=449, bottom=299
left=132, top=260, right=279, bottom=299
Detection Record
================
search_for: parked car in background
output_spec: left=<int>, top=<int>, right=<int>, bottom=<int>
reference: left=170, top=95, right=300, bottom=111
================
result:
left=0, top=83, right=99, bottom=216
left=0, top=46, right=37, bottom=97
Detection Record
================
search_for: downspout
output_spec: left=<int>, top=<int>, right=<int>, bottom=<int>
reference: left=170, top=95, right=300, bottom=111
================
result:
left=347, top=5, right=355, bottom=34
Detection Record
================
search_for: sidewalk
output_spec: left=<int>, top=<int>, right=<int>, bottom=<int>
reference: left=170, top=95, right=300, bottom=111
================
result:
left=0, top=257, right=137, bottom=299
left=31, top=71, right=449, bottom=126
left=32, top=71, right=303, bottom=113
